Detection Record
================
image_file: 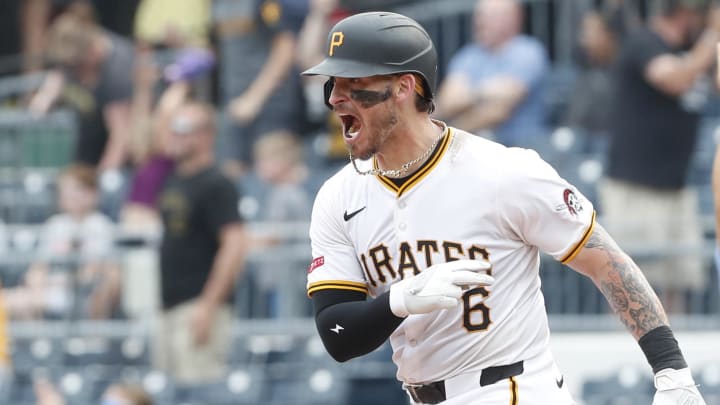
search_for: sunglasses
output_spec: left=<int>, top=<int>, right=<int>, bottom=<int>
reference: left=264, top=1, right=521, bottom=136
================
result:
left=171, top=116, right=200, bottom=136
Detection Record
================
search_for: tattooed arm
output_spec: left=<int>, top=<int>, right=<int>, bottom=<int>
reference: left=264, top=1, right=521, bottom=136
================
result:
left=565, top=223, right=668, bottom=340
left=567, top=223, right=707, bottom=403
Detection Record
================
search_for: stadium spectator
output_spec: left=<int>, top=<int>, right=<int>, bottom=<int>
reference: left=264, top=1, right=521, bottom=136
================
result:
left=712, top=116, right=720, bottom=294
left=2, top=164, right=122, bottom=320
left=562, top=1, right=635, bottom=153
left=14, top=0, right=139, bottom=72
left=154, top=102, right=249, bottom=383
left=132, top=0, right=214, bottom=104
left=28, top=8, right=135, bottom=173
left=117, top=50, right=196, bottom=322
left=216, top=0, right=308, bottom=179
left=134, top=0, right=211, bottom=49
left=122, top=49, right=194, bottom=231
left=247, top=130, right=312, bottom=317
left=435, top=0, right=549, bottom=147
left=601, top=0, right=720, bottom=313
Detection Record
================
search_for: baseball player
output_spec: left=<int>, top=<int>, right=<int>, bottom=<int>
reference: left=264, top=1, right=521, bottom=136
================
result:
left=303, top=12, right=706, bottom=405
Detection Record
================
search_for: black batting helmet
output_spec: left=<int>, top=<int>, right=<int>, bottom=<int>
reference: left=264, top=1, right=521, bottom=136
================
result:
left=302, top=11, right=438, bottom=102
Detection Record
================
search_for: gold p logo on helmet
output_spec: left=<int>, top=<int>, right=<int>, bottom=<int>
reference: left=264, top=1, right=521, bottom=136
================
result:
left=328, top=32, right=344, bottom=56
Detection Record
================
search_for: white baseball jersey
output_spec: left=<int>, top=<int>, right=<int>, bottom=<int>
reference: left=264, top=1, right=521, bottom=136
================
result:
left=307, top=124, right=595, bottom=385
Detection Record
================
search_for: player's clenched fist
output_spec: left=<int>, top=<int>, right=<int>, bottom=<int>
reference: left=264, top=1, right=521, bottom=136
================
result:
left=389, top=259, right=494, bottom=318
left=653, top=368, right=706, bottom=405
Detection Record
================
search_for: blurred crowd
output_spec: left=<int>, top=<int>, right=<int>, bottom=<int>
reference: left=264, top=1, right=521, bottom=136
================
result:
left=0, top=0, right=720, bottom=403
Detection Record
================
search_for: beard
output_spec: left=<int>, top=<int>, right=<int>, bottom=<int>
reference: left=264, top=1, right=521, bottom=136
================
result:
left=351, top=103, right=399, bottom=161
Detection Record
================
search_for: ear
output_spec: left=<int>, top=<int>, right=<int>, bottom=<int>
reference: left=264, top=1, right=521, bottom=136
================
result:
left=394, top=73, right=416, bottom=104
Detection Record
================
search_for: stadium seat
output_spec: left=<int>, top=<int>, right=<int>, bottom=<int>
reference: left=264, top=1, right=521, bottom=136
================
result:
left=264, top=362, right=349, bottom=405
left=341, top=342, right=406, bottom=405
left=554, top=153, right=604, bottom=208
left=113, top=367, right=176, bottom=404
left=106, top=335, right=151, bottom=366
left=4, top=368, right=38, bottom=405
left=581, top=366, right=654, bottom=405
left=174, top=366, right=265, bottom=405
left=243, top=334, right=315, bottom=366
left=11, top=337, right=64, bottom=373
left=303, top=335, right=338, bottom=367
left=696, top=364, right=720, bottom=403
left=53, top=367, right=94, bottom=404
left=62, top=336, right=114, bottom=367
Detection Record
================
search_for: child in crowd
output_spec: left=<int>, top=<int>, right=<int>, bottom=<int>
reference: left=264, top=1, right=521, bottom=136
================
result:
left=249, top=130, right=312, bottom=317
left=3, top=164, right=121, bottom=320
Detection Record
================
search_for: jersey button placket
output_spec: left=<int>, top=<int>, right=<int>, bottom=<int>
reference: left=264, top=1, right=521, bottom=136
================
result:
left=396, top=198, right=408, bottom=234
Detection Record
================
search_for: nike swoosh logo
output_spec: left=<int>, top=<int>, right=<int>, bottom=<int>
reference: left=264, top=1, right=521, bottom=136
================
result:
left=343, top=206, right=366, bottom=221
left=556, top=375, right=564, bottom=388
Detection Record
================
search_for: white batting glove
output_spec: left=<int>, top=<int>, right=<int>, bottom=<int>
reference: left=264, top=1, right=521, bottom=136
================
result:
left=389, top=259, right=494, bottom=318
left=653, top=368, right=706, bottom=405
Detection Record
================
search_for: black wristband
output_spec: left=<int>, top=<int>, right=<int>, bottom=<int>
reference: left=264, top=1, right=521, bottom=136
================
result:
left=638, top=325, right=688, bottom=374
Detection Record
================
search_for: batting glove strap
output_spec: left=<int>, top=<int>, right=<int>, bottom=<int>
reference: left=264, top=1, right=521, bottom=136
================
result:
left=653, top=368, right=706, bottom=405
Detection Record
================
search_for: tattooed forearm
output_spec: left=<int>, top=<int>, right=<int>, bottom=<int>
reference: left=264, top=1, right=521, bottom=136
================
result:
left=583, top=225, right=668, bottom=339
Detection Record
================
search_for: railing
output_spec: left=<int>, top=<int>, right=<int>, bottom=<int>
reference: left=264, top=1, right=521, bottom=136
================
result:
left=1, top=220, right=718, bottom=321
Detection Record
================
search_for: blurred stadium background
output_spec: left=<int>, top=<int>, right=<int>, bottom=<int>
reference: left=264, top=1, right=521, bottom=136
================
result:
left=0, top=0, right=719, bottom=404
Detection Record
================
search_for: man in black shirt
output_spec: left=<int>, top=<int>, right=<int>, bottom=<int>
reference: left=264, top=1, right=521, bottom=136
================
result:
left=155, top=101, right=248, bottom=383
left=602, top=0, right=720, bottom=313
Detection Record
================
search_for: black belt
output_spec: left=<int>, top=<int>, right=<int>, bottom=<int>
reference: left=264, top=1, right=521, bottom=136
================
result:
left=405, top=361, right=524, bottom=404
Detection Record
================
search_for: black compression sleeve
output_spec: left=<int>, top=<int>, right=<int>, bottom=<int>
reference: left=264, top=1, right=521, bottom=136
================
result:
left=312, top=289, right=405, bottom=362
left=638, top=325, right=688, bottom=374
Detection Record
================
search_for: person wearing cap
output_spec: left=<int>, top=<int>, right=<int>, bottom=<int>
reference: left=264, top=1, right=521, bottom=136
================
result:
left=302, top=11, right=707, bottom=405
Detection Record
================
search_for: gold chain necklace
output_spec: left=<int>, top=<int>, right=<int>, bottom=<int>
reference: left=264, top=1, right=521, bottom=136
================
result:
left=350, top=127, right=446, bottom=178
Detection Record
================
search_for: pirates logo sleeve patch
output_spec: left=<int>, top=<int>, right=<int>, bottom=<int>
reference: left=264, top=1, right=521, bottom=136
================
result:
left=562, top=188, right=583, bottom=216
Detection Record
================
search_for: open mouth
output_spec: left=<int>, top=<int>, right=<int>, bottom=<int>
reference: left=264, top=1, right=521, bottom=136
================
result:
left=340, top=114, right=362, bottom=140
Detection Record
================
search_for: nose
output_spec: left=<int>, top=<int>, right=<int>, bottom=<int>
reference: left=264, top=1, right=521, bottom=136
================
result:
left=325, top=79, right=347, bottom=109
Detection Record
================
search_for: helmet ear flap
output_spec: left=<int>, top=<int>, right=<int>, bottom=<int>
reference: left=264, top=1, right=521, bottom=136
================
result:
left=323, top=78, right=335, bottom=110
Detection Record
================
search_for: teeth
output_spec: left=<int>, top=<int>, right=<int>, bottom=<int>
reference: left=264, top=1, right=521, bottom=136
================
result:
left=341, top=115, right=360, bottom=139
left=345, top=117, right=360, bottom=139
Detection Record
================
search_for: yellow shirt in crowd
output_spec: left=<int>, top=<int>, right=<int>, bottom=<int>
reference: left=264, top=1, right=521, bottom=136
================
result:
left=134, top=0, right=211, bottom=47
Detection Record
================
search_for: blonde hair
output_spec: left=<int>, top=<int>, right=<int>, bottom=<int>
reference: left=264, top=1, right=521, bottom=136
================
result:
left=254, top=130, right=304, bottom=167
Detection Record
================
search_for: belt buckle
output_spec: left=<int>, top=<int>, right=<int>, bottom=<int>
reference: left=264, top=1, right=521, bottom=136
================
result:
left=402, top=383, right=424, bottom=403
left=403, top=381, right=446, bottom=404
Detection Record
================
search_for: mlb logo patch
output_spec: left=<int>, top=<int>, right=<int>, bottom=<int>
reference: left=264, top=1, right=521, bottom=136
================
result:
left=308, top=256, right=325, bottom=273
